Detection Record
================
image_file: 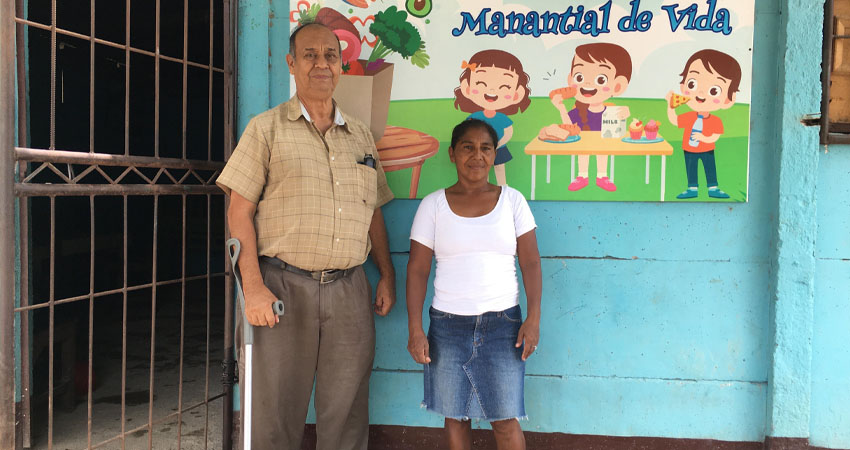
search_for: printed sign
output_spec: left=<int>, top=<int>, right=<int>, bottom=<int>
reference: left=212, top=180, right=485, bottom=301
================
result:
left=289, top=0, right=754, bottom=202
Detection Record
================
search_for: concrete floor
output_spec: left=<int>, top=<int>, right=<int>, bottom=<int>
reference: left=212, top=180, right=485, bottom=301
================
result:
left=27, top=285, right=227, bottom=450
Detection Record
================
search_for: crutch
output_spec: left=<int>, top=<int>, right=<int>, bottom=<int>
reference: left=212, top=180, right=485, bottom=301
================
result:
left=226, top=238, right=284, bottom=449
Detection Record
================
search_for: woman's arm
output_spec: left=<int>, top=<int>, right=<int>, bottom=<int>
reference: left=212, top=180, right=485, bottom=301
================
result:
left=406, top=240, right=434, bottom=364
left=516, top=229, right=542, bottom=361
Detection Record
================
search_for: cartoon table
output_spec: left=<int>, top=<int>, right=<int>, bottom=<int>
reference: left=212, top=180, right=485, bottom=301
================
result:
left=375, top=126, right=440, bottom=199
left=524, top=132, right=674, bottom=201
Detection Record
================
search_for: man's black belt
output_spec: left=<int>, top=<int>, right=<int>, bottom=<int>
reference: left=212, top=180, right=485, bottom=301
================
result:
left=260, top=256, right=357, bottom=284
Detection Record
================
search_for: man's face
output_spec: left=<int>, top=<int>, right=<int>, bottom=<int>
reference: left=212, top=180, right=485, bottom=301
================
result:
left=286, top=25, right=341, bottom=101
left=680, top=59, right=735, bottom=112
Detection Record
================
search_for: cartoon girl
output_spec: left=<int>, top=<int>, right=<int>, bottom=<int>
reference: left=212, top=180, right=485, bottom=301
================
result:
left=551, top=43, right=632, bottom=192
left=454, top=50, right=531, bottom=186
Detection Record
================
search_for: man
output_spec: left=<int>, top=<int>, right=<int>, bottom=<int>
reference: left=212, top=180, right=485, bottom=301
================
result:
left=216, top=22, right=396, bottom=450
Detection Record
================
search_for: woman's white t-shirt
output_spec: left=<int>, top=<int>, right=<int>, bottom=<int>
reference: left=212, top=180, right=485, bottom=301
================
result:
left=409, top=186, right=537, bottom=315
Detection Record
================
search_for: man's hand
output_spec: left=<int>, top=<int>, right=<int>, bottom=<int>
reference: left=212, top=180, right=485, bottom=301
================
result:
left=407, top=328, right=431, bottom=364
left=516, top=319, right=540, bottom=361
left=373, top=276, right=396, bottom=316
left=244, top=283, right=280, bottom=328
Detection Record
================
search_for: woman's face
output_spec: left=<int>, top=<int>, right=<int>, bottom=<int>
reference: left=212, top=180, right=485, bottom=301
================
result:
left=461, top=65, right=525, bottom=112
left=449, top=126, right=496, bottom=182
left=569, top=55, right=627, bottom=105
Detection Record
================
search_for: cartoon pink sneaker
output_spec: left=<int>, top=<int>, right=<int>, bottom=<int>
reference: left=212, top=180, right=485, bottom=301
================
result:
left=596, top=176, right=617, bottom=192
left=568, top=176, right=589, bottom=191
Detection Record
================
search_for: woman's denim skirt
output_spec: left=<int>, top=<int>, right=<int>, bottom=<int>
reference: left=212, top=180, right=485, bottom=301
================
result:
left=423, top=304, right=526, bottom=421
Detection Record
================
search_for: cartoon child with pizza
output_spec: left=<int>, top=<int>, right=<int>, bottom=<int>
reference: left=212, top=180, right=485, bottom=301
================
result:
left=665, top=49, right=742, bottom=199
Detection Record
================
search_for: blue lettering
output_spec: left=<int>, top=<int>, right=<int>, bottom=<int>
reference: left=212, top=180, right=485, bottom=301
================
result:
left=598, top=0, right=612, bottom=34
left=662, top=3, right=695, bottom=32
left=581, top=10, right=600, bottom=37
left=712, top=6, right=732, bottom=35
left=507, top=11, right=525, bottom=35
left=558, top=7, right=576, bottom=34
left=663, top=1, right=733, bottom=35
left=694, top=0, right=715, bottom=29
left=524, top=11, right=541, bottom=37
left=618, top=0, right=641, bottom=32
left=452, top=9, right=489, bottom=36
left=543, top=11, right=560, bottom=34
left=488, top=11, right=506, bottom=37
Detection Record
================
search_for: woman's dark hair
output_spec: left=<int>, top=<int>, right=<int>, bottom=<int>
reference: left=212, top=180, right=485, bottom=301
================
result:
left=450, top=119, right=499, bottom=149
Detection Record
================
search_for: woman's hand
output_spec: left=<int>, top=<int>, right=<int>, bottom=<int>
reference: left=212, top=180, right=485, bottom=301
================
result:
left=516, top=319, right=539, bottom=361
left=408, top=328, right=431, bottom=364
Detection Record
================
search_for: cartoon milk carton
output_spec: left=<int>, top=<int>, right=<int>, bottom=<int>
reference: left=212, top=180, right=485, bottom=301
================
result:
left=601, top=106, right=626, bottom=138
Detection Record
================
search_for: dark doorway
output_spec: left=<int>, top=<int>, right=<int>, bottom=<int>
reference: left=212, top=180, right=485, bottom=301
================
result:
left=12, top=0, right=234, bottom=448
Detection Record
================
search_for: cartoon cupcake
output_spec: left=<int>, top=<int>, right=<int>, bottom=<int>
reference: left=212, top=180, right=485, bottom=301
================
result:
left=628, top=118, right=644, bottom=140
left=644, top=120, right=659, bottom=140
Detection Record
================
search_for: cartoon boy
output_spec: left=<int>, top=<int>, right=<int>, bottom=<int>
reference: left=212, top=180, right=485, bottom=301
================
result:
left=666, top=49, right=742, bottom=199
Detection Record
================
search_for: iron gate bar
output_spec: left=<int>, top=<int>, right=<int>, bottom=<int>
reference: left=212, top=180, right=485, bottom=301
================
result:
left=48, top=196, right=55, bottom=450
left=222, top=1, right=235, bottom=447
left=89, top=0, right=95, bottom=157
left=155, top=0, right=160, bottom=159
left=12, top=18, right=225, bottom=74
left=13, top=273, right=226, bottom=313
left=122, top=195, right=128, bottom=450
left=124, top=0, right=130, bottom=158
left=49, top=0, right=55, bottom=151
left=822, top=0, right=833, bottom=144
left=208, top=0, right=214, bottom=162
left=177, top=194, right=187, bottom=448
left=15, top=147, right=226, bottom=170
left=148, top=194, right=158, bottom=450
left=87, top=195, right=95, bottom=448
left=1, top=0, right=17, bottom=445
left=16, top=184, right=223, bottom=196
left=14, top=0, right=31, bottom=443
left=205, top=193, right=212, bottom=448
left=205, top=1, right=215, bottom=441
left=182, top=0, right=188, bottom=162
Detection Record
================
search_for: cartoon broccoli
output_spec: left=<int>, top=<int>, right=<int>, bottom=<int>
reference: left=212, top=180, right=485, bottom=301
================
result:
left=366, top=6, right=429, bottom=68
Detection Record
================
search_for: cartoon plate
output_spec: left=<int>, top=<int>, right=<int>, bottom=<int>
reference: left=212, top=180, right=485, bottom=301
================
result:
left=622, top=136, right=664, bottom=144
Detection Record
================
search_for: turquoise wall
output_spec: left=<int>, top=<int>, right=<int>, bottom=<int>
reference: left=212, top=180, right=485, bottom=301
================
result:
left=235, top=0, right=849, bottom=447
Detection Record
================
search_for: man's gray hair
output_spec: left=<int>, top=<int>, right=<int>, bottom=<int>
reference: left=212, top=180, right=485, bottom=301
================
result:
left=289, top=22, right=342, bottom=57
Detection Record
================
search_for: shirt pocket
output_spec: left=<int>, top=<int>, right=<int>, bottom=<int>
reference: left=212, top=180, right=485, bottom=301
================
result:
left=355, top=164, right=377, bottom=211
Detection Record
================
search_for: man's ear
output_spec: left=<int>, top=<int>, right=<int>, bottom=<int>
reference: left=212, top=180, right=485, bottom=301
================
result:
left=286, top=54, right=295, bottom=74
left=613, top=76, right=629, bottom=94
left=460, top=78, right=470, bottom=95
left=448, top=146, right=456, bottom=163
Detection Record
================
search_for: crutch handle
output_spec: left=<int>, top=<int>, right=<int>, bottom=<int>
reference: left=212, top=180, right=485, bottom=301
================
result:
left=226, top=238, right=284, bottom=343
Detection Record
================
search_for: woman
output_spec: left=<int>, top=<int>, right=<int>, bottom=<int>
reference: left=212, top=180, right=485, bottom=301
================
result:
left=406, top=119, right=542, bottom=450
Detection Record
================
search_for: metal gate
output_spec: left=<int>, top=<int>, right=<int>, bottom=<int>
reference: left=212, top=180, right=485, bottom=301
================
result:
left=1, top=0, right=238, bottom=448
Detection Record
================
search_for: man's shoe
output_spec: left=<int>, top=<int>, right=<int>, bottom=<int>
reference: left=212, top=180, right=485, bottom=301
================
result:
left=708, top=187, right=730, bottom=199
left=676, top=188, right=698, bottom=199
left=596, top=176, right=617, bottom=192
left=568, top=176, right=589, bottom=191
